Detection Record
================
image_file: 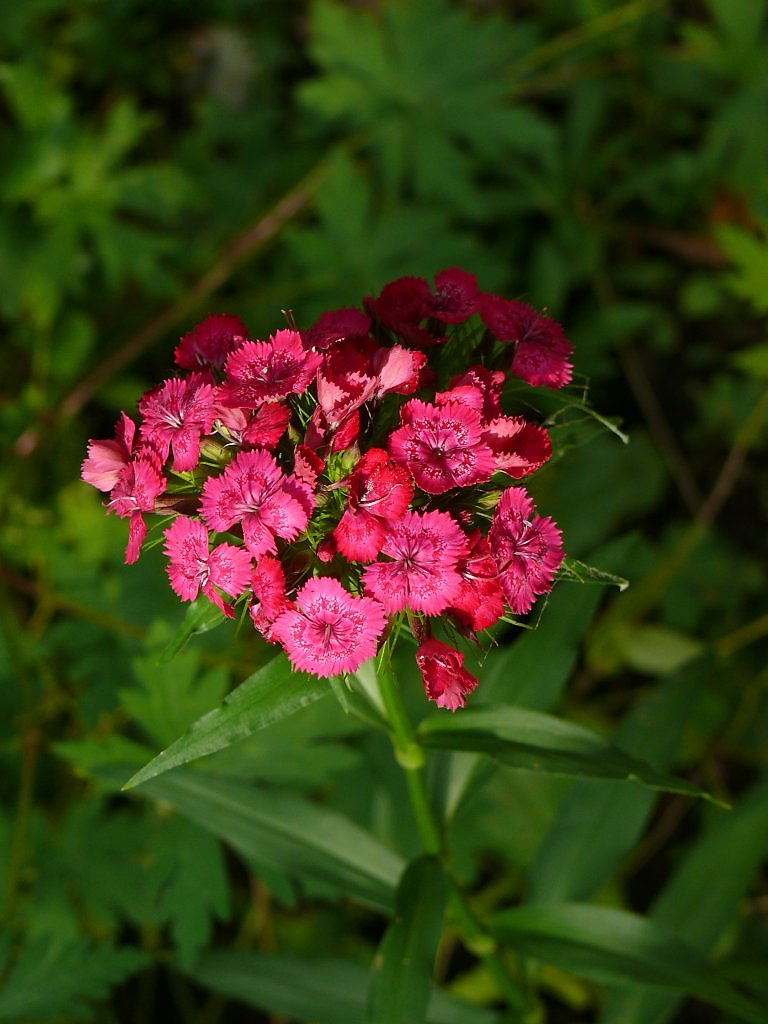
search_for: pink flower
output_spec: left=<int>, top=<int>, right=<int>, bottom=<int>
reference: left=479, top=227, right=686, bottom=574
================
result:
left=487, top=486, right=564, bottom=614
left=201, top=449, right=315, bottom=560
left=164, top=516, right=252, bottom=617
left=316, top=339, right=377, bottom=427
left=138, top=374, right=216, bottom=472
left=334, top=449, right=414, bottom=562
left=108, top=455, right=166, bottom=564
left=271, top=577, right=387, bottom=678
left=479, top=294, right=573, bottom=389
left=220, top=330, right=322, bottom=408
left=430, top=268, right=479, bottom=323
left=304, top=307, right=371, bottom=351
left=388, top=399, right=496, bottom=494
left=483, top=417, right=552, bottom=478
left=293, top=445, right=325, bottom=488
left=447, top=366, right=505, bottom=421
left=81, top=413, right=136, bottom=491
left=416, top=639, right=478, bottom=711
left=447, top=531, right=505, bottom=633
left=249, top=555, right=293, bottom=641
left=174, top=313, right=248, bottom=371
left=362, top=509, right=468, bottom=615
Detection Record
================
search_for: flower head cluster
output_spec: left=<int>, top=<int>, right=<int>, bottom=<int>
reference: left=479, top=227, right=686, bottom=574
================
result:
left=83, top=273, right=571, bottom=710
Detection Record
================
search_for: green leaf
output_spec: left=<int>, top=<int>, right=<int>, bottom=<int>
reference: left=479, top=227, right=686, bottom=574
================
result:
left=191, top=950, right=503, bottom=1024
left=418, top=706, right=713, bottom=800
left=493, top=904, right=766, bottom=1024
left=602, top=778, right=768, bottom=1024
left=124, top=654, right=325, bottom=789
left=158, top=596, right=227, bottom=662
left=527, top=664, right=705, bottom=904
left=137, top=771, right=403, bottom=912
left=368, top=856, right=447, bottom=1024
left=0, top=937, right=148, bottom=1022
left=148, top=817, right=230, bottom=970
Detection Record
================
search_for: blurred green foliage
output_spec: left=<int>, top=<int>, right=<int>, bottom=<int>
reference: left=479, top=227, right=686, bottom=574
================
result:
left=1, top=1, right=767, bottom=1021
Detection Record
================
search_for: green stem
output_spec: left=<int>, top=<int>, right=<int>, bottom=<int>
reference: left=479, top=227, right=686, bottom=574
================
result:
left=374, top=651, right=529, bottom=1015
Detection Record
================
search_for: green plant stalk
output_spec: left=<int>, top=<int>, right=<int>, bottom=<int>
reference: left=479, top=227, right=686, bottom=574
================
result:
left=374, top=651, right=530, bottom=1015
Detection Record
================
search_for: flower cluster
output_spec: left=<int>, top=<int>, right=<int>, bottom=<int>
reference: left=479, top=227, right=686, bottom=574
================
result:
left=82, top=271, right=570, bottom=710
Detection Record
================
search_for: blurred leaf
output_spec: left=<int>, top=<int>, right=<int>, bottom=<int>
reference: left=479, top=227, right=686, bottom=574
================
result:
left=138, top=771, right=404, bottom=912
left=124, top=654, right=326, bottom=789
left=148, top=817, right=230, bottom=970
left=418, top=706, right=710, bottom=799
left=191, top=950, right=503, bottom=1024
left=367, top=856, right=447, bottom=1024
left=527, top=666, right=702, bottom=904
left=718, top=225, right=768, bottom=313
left=619, top=623, right=704, bottom=675
left=602, top=777, right=768, bottom=1024
left=493, top=904, right=766, bottom=1024
left=0, top=937, right=147, bottom=1022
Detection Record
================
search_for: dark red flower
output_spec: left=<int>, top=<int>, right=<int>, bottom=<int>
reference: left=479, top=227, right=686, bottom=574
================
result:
left=479, top=294, right=573, bottom=389
left=416, top=638, right=479, bottom=711
left=175, top=313, right=248, bottom=371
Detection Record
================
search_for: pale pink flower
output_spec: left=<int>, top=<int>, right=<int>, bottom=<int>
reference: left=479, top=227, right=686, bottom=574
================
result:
left=416, top=638, right=479, bottom=711
left=362, top=509, right=468, bottom=615
left=388, top=399, right=495, bottom=494
left=316, top=340, right=377, bottom=427
left=81, top=413, right=136, bottom=491
left=334, top=449, right=414, bottom=562
left=108, top=455, right=166, bottom=564
left=447, top=531, right=505, bottom=633
left=483, top=416, right=552, bottom=478
left=220, top=330, right=322, bottom=408
left=271, top=577, right=387, bottom=678
left=488, top=486, right=564, bottom=614
left=174, top=313, right=248, bottom=371
left=371, top=345, right=426, bottom=398
left=200, top=449, right=314, bottom=560
left=249, top=555, right=293, bottom=642
left=138, top=374, right=216, bottom=472
left=479, top=295, right=573, bottom=389
left=163, top=516, right=252, bottom=617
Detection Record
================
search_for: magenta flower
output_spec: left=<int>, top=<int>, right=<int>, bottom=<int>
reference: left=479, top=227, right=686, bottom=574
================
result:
left=430, top=267, right=479, bottom=323
left=362, top=509, right=469, bottom=615
left=487, top=486, right=564, bottom=614
left=416, top=638, right=479, bottom=711
left=334, top=449, right=414, bottom=562
left=81, top=412, right=136, bottom=491
left=108, top=455, right=166, bottom=564
left=388, top=399, right=496, bottom=494
left=174, top=313, right=248, bottom=371
left=365, top=276, right=436, bottom=346
left=220, top=330, right=322, bottom=408
left=447, top=531, right=505, bottom=633
left=201, top=449, right=314, bottom=560
left=138, top=374, right=216, bottom=472
left=164, top=516, right=252, bottom=617
left=479, top=294, right=573, bottom=389
left=483, top=416, right=552, bottom=478
left=249, top=554, right=293, bottom=642
left=271, top=577, right=387, bottom=678
left=316, top=339, right=377, bottom=427
left=371, top=345, right=426, bottom=398
left=304, top=306, right=371, bottom=351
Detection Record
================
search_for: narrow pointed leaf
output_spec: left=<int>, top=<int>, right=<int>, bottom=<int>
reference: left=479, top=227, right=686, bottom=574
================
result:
left=493, top=904, right=766, bottom=1024
left=191, top=950, right=502, bottom=1024
left=124, top=655, right=326, bottom=789
left=602, top=778, right=768, bottom=1024
left=158, top=596, right=226, bottom=662
left=368, top=856, right=447, bottom=1024
left=138, top=770, right=403, bottom=912
left=418, top=706, right=713, bottom=800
